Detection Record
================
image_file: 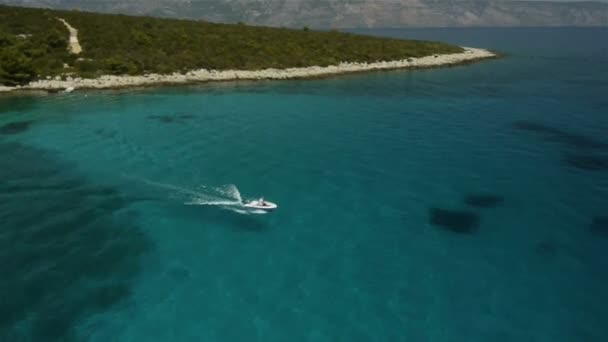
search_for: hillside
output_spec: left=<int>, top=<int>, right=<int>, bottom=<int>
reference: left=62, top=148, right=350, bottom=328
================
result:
left=2, top=0, right=607, bottom=28
left=0, top=4, right=463, bottom=86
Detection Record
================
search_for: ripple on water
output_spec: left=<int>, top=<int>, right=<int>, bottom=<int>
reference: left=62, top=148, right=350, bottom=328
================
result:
left=463, top=194, right=504, bottom=208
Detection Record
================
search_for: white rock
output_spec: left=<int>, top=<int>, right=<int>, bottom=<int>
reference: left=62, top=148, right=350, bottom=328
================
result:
left=2, top=47, right=495, bottom=93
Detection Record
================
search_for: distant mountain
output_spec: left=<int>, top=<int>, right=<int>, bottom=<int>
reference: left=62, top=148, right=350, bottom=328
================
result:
left=3, top=0, right=608, bottom=27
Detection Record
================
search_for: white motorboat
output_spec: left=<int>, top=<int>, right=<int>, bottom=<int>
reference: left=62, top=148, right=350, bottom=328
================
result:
left=243, top=198, right=277, bottom=211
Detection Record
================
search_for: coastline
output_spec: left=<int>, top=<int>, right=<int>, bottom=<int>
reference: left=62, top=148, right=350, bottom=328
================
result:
left=0, top=47, right=496, bottom=94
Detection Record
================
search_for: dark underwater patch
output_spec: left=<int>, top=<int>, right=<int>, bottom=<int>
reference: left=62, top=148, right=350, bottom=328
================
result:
left=590, top=216, right=608, bottom=236
left=93, top=128, right=117, bottom=139
left=0, top=142, right=150, bottom=341
left=511, top=120, right=607, bottom=150
left=562, top=154, right=608, bottom=171
left=534, top=240, right=559, bottom=258
left=464, top=194, right=504, bottom=208
left=548, top=132, right=608, bottom=150
left=148, top=113, right=195, bottom=124
left=0, top=120, right=34, bottom=135
left=429, top=207, right=480, bottom=234
left=511, top=121, right=560, bottom=135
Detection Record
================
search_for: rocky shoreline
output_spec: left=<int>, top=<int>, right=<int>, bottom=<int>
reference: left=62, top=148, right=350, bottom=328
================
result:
left=0, top=47, right=495, bottom=93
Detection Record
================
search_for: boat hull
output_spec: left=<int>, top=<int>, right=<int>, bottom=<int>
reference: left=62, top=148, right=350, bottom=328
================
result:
left=243, top=201, right=277, bottom=211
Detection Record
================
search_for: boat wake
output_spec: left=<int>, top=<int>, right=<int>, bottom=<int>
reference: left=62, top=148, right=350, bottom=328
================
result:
left=126, top=177, right=267, bottom=214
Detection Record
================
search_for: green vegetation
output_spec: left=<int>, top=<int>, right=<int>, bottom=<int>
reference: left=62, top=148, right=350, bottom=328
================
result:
left=0, top=6, right=70, bottom=85
left=0, top=4, right=463, bottom=86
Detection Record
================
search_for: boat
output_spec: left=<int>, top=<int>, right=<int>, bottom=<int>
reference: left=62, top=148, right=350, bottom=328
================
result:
left=64, top=86, right=75, bottom=93
left=243, top=198, right=277, bottom=211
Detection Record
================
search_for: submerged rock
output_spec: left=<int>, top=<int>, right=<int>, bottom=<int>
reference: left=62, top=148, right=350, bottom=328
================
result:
left=0, top=120, right=33, bottom=135
left=511, top=120, right=607, bottom=150
left=429, top=207, right=480, bottom=234
left=148, top=113, right=196, bottom=124
left=591, top=216, right=608, bottom=236
left=563, top=154, right=608, bottom=171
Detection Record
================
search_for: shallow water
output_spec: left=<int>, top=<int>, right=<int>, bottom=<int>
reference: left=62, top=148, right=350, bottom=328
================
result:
left=1, top=28, right=607, bottom=341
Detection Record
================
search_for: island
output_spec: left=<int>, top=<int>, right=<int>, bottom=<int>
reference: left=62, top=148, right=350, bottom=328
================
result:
left=0, top=5, right=496, bottom=93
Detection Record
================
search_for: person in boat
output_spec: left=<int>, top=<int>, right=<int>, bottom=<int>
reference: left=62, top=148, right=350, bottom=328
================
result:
left=258, top=197, right=265, bottom=206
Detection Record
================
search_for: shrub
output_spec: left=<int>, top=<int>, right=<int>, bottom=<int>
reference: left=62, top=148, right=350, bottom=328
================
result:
left=0, top=31, right=16, bottom=47
left=0, top=47, right=36, bottom=85
left=45, top=28, right=67, bottom=50
left=104, top=57, right=138, bottom=75
left=75, top=59, right=100, bottom=73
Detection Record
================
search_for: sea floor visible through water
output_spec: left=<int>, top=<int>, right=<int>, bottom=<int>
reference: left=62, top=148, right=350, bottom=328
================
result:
left=1, top=28, right=607, bottom=341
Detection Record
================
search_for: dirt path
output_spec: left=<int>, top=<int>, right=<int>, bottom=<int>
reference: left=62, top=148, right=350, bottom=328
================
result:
left=57, top=18, right=82, bottom=54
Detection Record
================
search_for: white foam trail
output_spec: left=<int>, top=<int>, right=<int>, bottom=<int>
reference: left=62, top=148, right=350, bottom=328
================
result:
left=124, top=176, right=264, bottom=214
left=231, top=208, right=268, bottom=215
left=215, top=184, right=243, bottom=203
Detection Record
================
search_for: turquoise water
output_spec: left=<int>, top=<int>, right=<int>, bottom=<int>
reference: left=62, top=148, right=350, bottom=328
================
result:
left=1, top=28, right=607, bottom=341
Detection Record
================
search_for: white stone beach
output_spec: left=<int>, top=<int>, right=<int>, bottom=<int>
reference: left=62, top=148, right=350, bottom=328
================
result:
left=0, top=47, right=495, bottom=93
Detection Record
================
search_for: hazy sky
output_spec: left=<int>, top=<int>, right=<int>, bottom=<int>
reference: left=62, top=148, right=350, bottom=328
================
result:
left=163, top=0, right=608, bottom=2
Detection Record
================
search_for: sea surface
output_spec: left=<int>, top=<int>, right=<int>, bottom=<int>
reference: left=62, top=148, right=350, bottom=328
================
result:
left=1, top=28, right=607, bottom=341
